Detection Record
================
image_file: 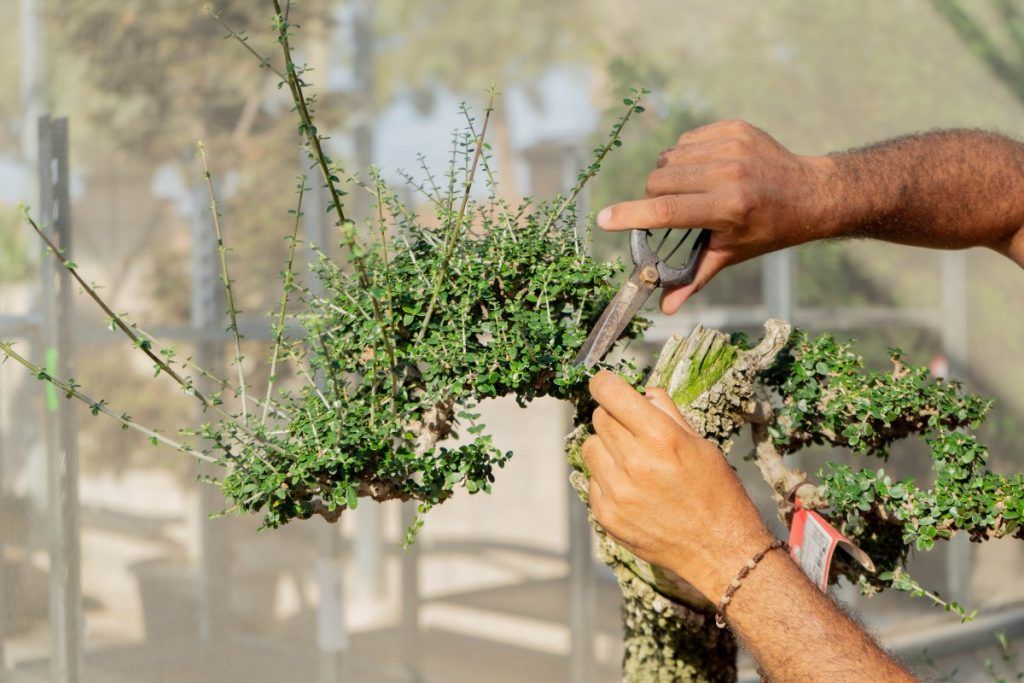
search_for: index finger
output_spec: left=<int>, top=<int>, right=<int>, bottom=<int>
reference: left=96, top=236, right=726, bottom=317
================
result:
left=589, top=370, right=676, bottom=436
left=596, top=192, right=728, bottom=232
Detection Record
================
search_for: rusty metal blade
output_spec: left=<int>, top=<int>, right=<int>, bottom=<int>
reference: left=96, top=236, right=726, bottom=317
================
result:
left=573, top=270, right=657, bottom=369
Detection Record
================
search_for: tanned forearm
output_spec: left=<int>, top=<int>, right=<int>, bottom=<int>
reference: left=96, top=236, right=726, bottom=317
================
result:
left=723, top=551, right=915, bottom=682
left=821, top=129, right=1024, bottom=263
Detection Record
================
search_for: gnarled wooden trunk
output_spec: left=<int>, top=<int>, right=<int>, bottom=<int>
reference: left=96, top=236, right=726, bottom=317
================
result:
left=568, top=320, right=792, bottom=681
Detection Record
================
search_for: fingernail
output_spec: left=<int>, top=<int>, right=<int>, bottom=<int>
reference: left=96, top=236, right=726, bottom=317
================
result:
left=597, top=207, right=611, bottom=228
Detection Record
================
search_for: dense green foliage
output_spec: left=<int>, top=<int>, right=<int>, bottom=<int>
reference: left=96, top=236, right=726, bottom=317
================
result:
left=761, top=332, right=1022, bottom=614
left=219, top=166, right=645, bottom=529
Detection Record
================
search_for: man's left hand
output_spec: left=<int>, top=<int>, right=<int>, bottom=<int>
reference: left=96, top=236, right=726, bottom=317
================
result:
left=584, top=370, right=772, bottom=600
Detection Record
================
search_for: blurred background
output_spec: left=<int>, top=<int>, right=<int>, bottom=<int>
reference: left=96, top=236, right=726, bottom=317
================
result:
left=1, top=0, right=1023, bottom=681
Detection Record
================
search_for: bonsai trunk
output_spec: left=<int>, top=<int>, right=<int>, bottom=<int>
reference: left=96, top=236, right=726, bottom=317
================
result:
left=568, top=320, right=792, bottom=682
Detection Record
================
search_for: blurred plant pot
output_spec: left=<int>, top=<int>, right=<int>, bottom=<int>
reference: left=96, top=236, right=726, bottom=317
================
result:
left=131, top=556, right=280, bottom=639
left=130, top=558, right=199, bottom=641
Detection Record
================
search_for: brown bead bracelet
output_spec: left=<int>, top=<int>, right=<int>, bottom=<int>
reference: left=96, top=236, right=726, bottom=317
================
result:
left=714, top=539, right=789, bottom=629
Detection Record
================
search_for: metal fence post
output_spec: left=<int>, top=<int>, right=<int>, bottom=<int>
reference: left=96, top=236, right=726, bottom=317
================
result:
left=564, top=146, right=595, bottom=683
left=190, top=180, right=230, bottom=642
left=762, top=249, right=794, bottom=322
left=302, top=166, right=351, bottom=682
left=399, top=502, right=421, bottom=678
left=348, top=0, right=385, bottom=604
left=39, top=115, right=81, bottom=683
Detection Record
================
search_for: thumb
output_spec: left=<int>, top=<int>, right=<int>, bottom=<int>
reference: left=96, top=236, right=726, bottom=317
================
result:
left=659, top=248, right=730, bottom=314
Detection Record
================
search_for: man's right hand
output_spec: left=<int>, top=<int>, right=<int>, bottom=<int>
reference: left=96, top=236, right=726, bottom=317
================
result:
left=596, top=119, right=837, bottom=313
left=597, top=123, right=1024, bottom=315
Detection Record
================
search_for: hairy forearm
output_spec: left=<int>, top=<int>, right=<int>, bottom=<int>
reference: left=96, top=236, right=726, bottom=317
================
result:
left=818, top=129, right=1024, bottom=264
left=724, top=551, right=915, bottom=682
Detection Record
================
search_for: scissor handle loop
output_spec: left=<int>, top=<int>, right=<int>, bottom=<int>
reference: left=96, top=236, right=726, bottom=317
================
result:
left=628, top=228, right=710, bottom=288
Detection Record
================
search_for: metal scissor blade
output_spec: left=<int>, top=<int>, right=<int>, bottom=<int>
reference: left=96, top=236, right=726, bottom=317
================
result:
left=573, top=269, right=658, bottom=369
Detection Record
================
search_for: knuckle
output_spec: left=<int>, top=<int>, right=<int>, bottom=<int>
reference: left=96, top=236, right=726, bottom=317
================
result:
left=724, top=185, right=756, bottom=223
left=589, top=369, right=612, bottom=393
left=644, top=170, right=660, bottom=196
left=721, top=118, right=754, bottom=137
left=651, top=195, right=680, bottom=225
left=716, top=159, right=749, bottom=181
left=646, top=387, right=670, bottom=402
left=647, top=425, right=681, bottom=452
left=581, top=436, right=595, bottom=462
left=720, top=137, right=750, bottom=157
left=592, top=408, right=611, bottom=435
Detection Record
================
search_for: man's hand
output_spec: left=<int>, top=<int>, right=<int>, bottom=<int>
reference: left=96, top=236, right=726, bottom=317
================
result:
left=595, top=119, right=836, bottom=314
left=583, top=370, right=773, bottom=600
left=597, top=123, right=1024, bottom=315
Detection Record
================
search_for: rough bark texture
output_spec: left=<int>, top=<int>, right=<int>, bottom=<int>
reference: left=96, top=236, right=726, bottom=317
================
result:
left=569, top=320, right=798, bottom=682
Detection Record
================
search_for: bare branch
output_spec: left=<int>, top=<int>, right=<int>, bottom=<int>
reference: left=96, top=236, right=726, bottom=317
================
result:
left=0, top=342, right=218, bottom=464
left=415, top=89, right=496, bottom=346
left=205, top=5, right=285, bottom=80
left=263, top=177, right=305, bottom=425
left=198, top=142, right=249, bottom=427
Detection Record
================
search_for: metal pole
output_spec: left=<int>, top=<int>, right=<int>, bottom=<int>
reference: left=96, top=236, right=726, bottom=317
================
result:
left=941, top=251, right=970, bottom=606
left=190, top=181, right=229, bottom=642
left=39, top=115, right=81, bottom=683
left=567, top=445, right=595, bottom=683
left=399, top=503, right=421, bottom=679
left=762, top=249, right=794, bottom=322
left=18, top=0, right=49, bottom=610
left=565, top=146, right=595, bottom=683
left=349, top=0, right=385, bottom=603
left=303, top=164, right=351, bottom=682
left=10, top=5, right=48, bottom=660
left=19, top=0, right=46, bottom=169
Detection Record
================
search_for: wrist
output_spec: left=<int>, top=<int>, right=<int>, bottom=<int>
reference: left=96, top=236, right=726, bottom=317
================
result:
left=799, top=154, right=848, bottom=242
left=672, top=527, right=778, bottom=601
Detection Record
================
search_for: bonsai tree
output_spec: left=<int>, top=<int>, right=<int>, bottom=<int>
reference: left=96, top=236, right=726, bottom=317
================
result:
left=5, top=4, right=1023, bottom=681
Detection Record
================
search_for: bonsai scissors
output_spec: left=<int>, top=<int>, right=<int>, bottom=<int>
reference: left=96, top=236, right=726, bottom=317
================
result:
left=573, top=228, right=710, bottom=368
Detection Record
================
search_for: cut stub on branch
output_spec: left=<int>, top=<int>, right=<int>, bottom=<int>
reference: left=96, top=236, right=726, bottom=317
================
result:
left=568, top=319, right=797, bottom=682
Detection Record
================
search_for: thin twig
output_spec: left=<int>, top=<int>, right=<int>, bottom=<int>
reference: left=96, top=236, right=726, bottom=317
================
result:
left=263, top=177, right=305, bottom=425
left=460, top=96, right=516, bottom=242
left=418, top=153, right=445, bottom=205
left=372, top=171, right=401, bottom=408
left=19, top=207, right=292, bottom=462
left=134, top=325, right=291, bottom=422
left=289, top=346, right=330, bottom=410
left=0, top=342, right=218, bottom=464
left=317, top=333, right=347, bottom=422
left=205, top=6, right=286, bottom=80
left=540, top=93, right=647, bottom=234
left=415, top=90, right=495, bottom=346
left=198, top=142, right=249, bottom=427
left=269, top=0, right=399, bottom=391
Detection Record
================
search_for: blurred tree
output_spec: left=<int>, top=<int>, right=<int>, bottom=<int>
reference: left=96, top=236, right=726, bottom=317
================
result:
left=374, top=0, right=596, bottom=198
left=933, top=0, right=1024, bottom=104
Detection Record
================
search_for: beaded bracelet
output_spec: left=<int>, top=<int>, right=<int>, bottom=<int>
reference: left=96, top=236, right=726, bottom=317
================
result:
left=714, top=539, right=789, bottom=629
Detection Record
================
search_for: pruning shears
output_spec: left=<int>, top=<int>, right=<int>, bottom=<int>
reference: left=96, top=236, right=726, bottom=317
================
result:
left=573, top=228, right=710, bottom=369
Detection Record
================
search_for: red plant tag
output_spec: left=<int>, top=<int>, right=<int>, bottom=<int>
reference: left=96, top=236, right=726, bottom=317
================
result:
left=789, top=501, right=875, bottom=591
